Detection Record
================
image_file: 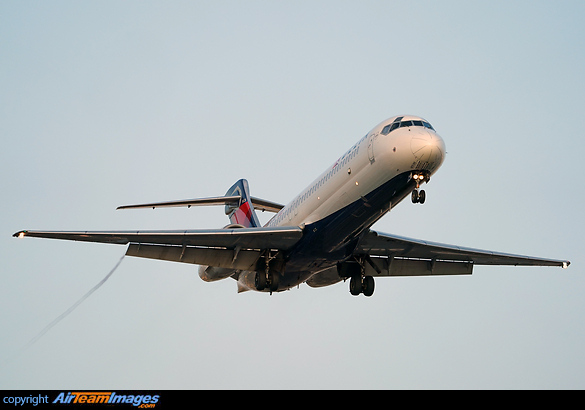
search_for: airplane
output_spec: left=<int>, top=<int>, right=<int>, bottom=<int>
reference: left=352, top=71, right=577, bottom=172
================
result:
left=13, top=115, right=570, bottom=296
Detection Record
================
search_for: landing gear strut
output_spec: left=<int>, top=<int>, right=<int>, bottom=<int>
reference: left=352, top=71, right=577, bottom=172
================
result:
left=255, top=250, right=281, bottom=293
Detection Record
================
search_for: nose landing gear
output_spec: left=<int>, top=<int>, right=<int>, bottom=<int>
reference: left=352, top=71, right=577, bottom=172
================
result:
left=411, top=172, right=428, bottom=204
left=411, top=189, right=426, bottom=204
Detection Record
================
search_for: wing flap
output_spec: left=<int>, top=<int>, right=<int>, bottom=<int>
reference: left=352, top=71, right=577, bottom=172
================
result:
left=357, top=230, right=570, bottom=268
left=126, top=244, right=261, bottom=270
left=364, top=257, right=473, bottom=277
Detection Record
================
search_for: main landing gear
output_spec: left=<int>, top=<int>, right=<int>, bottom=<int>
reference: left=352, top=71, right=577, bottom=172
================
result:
left=254, top=270, right=279, bottom=293
left=255, top=250, right=281, bottom=293
left=411, top=172, right=428, bottom=204
left=350, top=275, right=375, bottom=297
left=338, top=261, right=375, bottom=297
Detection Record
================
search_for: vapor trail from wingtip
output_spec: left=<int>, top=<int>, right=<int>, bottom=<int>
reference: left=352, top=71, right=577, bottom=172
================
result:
left=24, top=255, right=125, bottom=349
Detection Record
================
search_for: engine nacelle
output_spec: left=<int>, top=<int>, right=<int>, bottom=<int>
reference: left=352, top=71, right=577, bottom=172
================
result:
left=198, top=223, right=247, bottom=282
left=198, top=265, right=236, bottom=282
left=223, top=223, right=246, bottom=229
left=236, top=270, right=257, bottom=292
left=306, top=266, right=344, bottom=288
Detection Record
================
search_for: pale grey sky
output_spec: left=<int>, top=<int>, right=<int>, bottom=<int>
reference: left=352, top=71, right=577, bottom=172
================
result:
left=1, top=0, right=584, bottom=389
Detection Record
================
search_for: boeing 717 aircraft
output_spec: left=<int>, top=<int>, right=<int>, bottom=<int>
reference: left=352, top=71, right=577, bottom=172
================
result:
left=13, top=115, right=570, bottom=296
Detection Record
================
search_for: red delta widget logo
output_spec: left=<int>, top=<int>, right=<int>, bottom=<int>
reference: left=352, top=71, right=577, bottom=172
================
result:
left=53, top=392, right=159, bottom=407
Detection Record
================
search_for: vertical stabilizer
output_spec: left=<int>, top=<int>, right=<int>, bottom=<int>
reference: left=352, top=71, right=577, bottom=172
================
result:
left=224, top=179, right=261, bottom=228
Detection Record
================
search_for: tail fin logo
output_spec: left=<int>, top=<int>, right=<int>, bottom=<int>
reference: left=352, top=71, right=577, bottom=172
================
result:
left=224, top=179, right=260, bottom=228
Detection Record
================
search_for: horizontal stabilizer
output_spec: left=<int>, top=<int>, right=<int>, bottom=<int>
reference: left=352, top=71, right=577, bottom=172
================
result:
left=117, top=195, right=283, bottom=213
left=248, top=197, right=285, bottom=213
left=116, top=196, right=240, bottom=210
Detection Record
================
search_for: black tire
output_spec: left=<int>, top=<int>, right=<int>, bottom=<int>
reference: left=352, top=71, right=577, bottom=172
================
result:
left=411, top=190, right=419, bottom=203
left=363, top=276, right=375, bottom=297
left=349, top=276, right=362, bottom=296
left=268, top=272, right=279, bottom=292
left=418, top=190, right=426, bottom=204
left=255, top=272, right=266, bottom=291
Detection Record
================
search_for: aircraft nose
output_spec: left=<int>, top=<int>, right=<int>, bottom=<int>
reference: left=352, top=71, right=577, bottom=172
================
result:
left=410, top=131, right=445, bottom=166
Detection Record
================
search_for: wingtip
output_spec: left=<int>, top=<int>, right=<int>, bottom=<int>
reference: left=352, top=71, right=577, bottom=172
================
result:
left=116, top=205, right=137, bottom=210
left=13, top=230, right=27, bottom=238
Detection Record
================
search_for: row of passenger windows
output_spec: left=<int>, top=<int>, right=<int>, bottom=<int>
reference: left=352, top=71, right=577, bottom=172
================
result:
left=381, top=119, right=435, bottom=135
left=267, top=140, right=362, bottom=226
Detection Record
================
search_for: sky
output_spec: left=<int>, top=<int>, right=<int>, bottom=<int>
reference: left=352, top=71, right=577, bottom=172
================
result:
left=1, top=0, right=584, bottom=389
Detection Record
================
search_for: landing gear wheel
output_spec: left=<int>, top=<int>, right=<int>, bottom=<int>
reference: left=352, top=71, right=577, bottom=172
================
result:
left=411, top=190, right=419, bottom=204
left=411, top=189, right=426, bottom=204
left=267, top=272, right=279, bottom=292
left=255, top=272, right=266, bottom=291
left=349, top=275, right=376, bottom=296
left=363, top=276, right=375, bottom=297
left=349, top=276, right=362, bottom=296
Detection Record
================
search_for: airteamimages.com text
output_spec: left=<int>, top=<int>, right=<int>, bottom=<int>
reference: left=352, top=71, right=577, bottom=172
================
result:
left=2, top=392, right=160, bottom=408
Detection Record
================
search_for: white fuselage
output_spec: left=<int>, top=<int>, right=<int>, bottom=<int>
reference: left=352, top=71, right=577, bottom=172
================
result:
left=266, top=115, right=446, bottom=229
left=232, top=115, right=446, bottom=292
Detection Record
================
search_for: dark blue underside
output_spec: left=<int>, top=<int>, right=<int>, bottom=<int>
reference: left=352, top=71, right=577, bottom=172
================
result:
left=278, top=171, right=418, bottom=287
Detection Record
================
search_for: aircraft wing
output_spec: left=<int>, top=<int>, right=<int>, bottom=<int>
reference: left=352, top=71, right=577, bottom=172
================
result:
left=357, top=230, right=570, bottom=271
left=13, top=227, right=302, bottom=249
left=13, top=227, right=303, bottom=271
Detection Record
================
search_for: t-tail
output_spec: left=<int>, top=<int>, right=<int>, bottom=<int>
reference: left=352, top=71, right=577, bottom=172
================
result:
left=224, top=179, right=261, bottom=228
left=115, top=178, right=284, bottom=227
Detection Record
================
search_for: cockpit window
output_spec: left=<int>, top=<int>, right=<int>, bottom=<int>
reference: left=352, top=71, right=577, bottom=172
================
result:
left=380, top=119, right=435, bottom=135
